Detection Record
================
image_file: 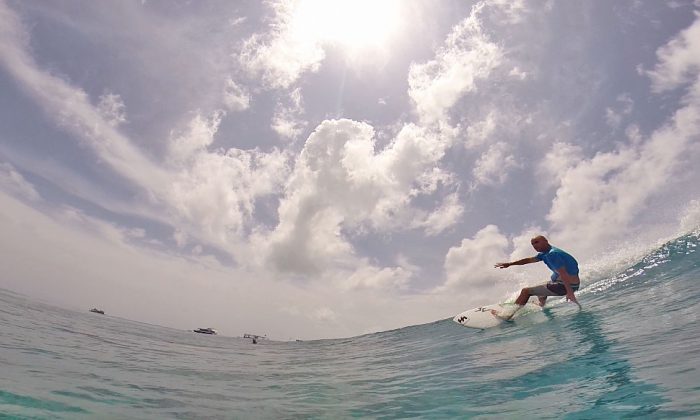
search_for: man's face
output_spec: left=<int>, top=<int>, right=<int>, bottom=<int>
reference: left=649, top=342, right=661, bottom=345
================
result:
left=531, top=237, right=549, bottom=252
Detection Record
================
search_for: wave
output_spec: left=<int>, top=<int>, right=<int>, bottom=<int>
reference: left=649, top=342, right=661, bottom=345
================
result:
left=359, top=229, right=700, bottom=341
left=580, top=229, right=700, bottom=297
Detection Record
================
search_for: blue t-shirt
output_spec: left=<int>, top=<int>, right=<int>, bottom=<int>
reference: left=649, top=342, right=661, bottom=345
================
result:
left=536, top=246, right=579, bottom=282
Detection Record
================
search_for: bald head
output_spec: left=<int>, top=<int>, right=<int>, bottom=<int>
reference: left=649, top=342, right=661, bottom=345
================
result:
left=530, top=235, right=551, bottom=252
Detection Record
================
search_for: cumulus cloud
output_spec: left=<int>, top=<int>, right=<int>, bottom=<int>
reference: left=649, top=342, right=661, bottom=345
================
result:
left=0, top=3, right=292, bottom=256
left=465, top=111, right=497, bottom=148
left=547, top=12, right=700, bottom=258
left=440, top=224, right=509, bottom=293
left=536, top=142, right=584, bottom=190
left=223, top=77, right=251, bottom=111
left=488, top=0, right=528, bottom=24
left=165, top=112, right=291, bottom=247
left=265, top=119, right=385, bottom=275
left=164, top=111, right=293, bottom=247
left=239, top=1, right=325, bottom=89
left=0, top=189, right=356, bottom=339
left=271, top=88, right=306, bottom=140
left=547, top=103, right=700, bottom=258
left=264, top=119, right=455, bottom=278
left=168, top=111, right=224, bottom=164
left=342, top=265, right=411, bottom=291
left=646, top=11, right=700, bottom=93
left=415, top=193, right=464, bottom=236
left=3, top=0, right=699, bottom=339
left=472, top=141, right=518, bottom=186
left=408, top=2, right=503, bottom=124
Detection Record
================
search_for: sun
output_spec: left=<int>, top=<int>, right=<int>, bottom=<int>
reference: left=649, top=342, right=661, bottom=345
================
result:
left=290, top=0, right=402, bottom=51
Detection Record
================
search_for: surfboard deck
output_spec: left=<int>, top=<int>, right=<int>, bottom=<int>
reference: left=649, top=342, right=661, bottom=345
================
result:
left=453, top=302, right=542, bottom=329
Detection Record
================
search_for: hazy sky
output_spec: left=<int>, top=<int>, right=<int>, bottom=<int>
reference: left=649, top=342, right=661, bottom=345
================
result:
left=1, top=0, right=699, bottom=339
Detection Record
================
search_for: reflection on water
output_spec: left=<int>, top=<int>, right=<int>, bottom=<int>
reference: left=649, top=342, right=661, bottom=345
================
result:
left=566, top=310, right=667, bottom=418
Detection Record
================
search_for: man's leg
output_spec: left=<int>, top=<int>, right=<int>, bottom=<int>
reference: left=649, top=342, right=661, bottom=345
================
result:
left=491, top=287, right=532, bottom=320
left=514, top=287, right=532, bottom=305
left=492, top=284, right=556, bottom=320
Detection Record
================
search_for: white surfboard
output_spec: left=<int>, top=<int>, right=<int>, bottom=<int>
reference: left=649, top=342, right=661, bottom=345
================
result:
left=453, top=302, right=542, bottom=329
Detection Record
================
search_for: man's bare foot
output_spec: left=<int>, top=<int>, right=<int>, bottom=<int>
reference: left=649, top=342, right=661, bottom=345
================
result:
left=490, top=309, right=512, bottom=321
left=537, top=297, right=547, bottom=307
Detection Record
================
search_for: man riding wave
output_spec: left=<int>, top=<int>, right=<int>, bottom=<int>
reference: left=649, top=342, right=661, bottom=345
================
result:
left=492, top=235, right=580, bottom=320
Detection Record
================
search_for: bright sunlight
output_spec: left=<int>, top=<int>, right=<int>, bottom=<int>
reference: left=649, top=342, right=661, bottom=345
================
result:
left=291, top=0, right=402, bottom=50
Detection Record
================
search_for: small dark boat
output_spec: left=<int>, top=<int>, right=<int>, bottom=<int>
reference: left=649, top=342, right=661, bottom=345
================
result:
left=243, top=333, right=266, bottom=344
left=89, top=308, right=105, bottom=315
left=193, top=328, right=217, bottom=335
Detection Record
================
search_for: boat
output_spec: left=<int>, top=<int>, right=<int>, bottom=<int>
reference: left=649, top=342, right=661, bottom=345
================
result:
left=243, top=333, right=266, bottom=344
left=193, top=328, right=217, bottom=335
left=89, top=308, right=105, bottom=315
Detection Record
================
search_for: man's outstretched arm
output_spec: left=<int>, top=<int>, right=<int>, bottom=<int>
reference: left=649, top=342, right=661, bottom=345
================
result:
left=494, top=257, right=539, bottom=269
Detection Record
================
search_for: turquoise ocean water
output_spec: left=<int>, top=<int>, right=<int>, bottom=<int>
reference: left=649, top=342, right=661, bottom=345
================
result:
left=1, top=231, right=699, bottom=419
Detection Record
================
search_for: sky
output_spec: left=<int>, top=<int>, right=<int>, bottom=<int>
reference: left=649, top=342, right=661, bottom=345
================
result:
left=1, top=0, right=699, bottom=340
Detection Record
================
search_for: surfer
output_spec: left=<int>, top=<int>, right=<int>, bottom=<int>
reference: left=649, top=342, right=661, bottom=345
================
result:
left=492, top=235, right=580, bottom=320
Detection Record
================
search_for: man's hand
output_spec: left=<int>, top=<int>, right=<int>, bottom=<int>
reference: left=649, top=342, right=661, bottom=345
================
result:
left=494, top=262, right=511, bottom=269
left=566, top=291, right=579, bottom=306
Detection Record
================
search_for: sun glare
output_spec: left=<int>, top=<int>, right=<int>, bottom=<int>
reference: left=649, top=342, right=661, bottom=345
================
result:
left=291, top=0, right=402, bottom=50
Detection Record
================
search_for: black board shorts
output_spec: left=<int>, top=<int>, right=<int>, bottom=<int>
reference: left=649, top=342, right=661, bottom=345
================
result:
left=529, top=282, right=580, bottom=296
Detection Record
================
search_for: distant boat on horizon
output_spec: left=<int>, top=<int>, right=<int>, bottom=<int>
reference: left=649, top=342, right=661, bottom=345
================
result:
left=193, top=328, right=217, bottom=335
left=243, top=333, right=266, bottom=344
left=89, top=308, right=105, bottom=315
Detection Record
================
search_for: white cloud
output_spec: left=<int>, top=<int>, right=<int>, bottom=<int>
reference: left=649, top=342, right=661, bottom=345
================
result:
left=0, top=4, right=294, bottom=257
left=605, top=93, right=634, bottom=129
left=546, top=12, right=700, bottom=259
left=0, top=162, right=41, bottom=201
left=264, top=119, right=383, bottom=275
left=536, top=142, right=583, bottom=190
left=465, top=111, right=497, bottom=148
left=263, top=119, right=457, bottom=276
left=679, top=199, right=700, bottom=234
left=342, top=265, right=411, bottom=291
left=0, top=2, right=168, bottom=194
left=239, top=1, right=325, bottom=89
left=271, top=88, right=306, bottom=140
left=97, top=92, right=127, bottom=127
left=408, top=2, right=503, bottom=124
left=647, top=11, right=700, bottom=93
left=311, top=306, right=337, bottom=322
left=167, top=111, right=224, bottom=164
left=547, top=105, right=700, bottom=259
left=0, top=190, right=347, bottom=339
left=173, top=229, right=188, bottom=248
left=489, top=0, right=528, bottom=24
left=415, top=193, right=464, bottom=236
left=509, top=66, right=528, bottom=80
left=271, top=115, right=305, bottom=140
left=472, top=141, right=518, bottom=186
left=165, top=111, right=292, bottom=246
left=2, top=0, right=699, bottom=340
left=440, top=224, right=509, bottom=293
left=508, top=227, right=544, bottom=263
left=168, top=145, right=290, bottom=246
left=223, top=77, right=250, bottom=112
